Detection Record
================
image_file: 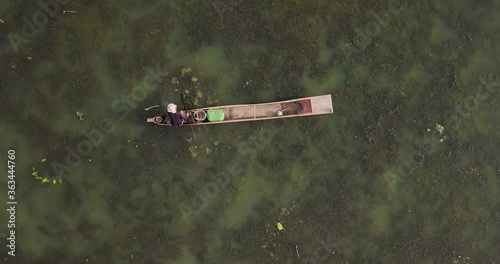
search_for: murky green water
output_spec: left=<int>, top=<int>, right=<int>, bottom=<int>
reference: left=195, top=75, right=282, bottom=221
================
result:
left=0, top=0, right=499, bottom=263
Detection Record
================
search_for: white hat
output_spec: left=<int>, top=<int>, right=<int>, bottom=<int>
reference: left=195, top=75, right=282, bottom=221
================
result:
left=167, top=103, right=177, bottom=113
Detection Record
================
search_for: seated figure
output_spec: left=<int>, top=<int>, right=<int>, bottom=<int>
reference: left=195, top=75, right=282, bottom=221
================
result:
left=166, top=103, right=190, bottom=126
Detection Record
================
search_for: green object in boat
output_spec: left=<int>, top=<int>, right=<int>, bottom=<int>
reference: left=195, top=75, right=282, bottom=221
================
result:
left=207, top=109, right=225, bottom=121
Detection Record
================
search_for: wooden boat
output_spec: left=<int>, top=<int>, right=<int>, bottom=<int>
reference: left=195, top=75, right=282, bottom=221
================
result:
left=147, top=94, right=333, bottom=127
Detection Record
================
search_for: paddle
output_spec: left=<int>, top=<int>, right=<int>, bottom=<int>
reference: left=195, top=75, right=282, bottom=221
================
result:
left=180, top=93, right=199, bottom=147
left=144, top=105, right=160, bottom=111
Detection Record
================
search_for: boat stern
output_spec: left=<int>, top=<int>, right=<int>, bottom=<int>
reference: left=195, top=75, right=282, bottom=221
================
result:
left=310, top=94, right=333, bottom=114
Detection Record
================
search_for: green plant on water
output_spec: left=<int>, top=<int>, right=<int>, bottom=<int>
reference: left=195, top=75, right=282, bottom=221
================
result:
left=172, top=66, right=219, bottom=109
left=435, top=123, right=444, bottom=135
left=32, top=158, right=62, bottom=185
left=76, top=111, right=84, bottom=120
left=171, top=77, right=179, bottom=84
left=181, top=67, right=192, bottom=76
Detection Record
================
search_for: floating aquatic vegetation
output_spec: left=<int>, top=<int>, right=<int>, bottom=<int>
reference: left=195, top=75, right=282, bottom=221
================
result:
left=188, top=142, right=214, bottom=158
left=171, top=67, right=219, bottom=108
left=207, top=95, right=218, bottom=105
left=76, top=111, right=84, bottom=120
left=435, top=124, right=444, bottom=135
left=187, top=138, right=198, bottom=158
left=181, top=67, right=192, bottom=76
left=431, top=124, right=447, bottom=142
left=204, top=147, right=212, bottom=155
left=32, top=159, right=62, bottom=185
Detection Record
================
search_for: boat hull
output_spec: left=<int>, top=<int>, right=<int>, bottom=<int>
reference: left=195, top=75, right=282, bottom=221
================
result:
left=147, top=94, right=333, bottom=127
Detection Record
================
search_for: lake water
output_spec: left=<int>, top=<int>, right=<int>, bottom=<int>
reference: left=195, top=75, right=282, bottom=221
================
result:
left=0, top=0, right=498, bottom=263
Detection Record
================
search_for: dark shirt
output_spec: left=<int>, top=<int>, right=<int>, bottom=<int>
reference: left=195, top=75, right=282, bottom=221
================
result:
left=167, top=112, right=183, bottom=126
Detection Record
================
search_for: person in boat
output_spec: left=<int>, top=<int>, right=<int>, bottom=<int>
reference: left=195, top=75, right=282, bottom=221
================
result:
left=166, top=103, right=190, bottom=126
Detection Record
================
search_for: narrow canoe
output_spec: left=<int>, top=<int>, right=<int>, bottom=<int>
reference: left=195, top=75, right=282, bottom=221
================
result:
left=147, top=94, right=333, bottom=127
